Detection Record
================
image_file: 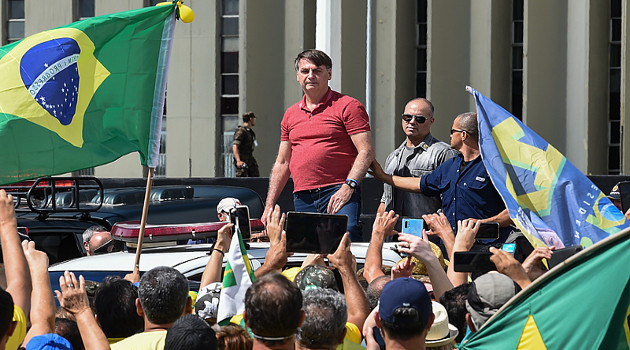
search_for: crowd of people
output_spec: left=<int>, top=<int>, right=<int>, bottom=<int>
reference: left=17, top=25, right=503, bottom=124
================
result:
left=0, top=48, right=613, bottom=350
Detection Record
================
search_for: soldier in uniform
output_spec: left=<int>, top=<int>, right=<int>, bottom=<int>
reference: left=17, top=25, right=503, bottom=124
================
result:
left=232, top=112, right=259, bottom=177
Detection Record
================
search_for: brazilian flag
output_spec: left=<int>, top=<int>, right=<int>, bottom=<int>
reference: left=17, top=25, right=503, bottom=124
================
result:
left=0, top=3, right=177, bottom=185
left=459, top=226, right=630, bottom=349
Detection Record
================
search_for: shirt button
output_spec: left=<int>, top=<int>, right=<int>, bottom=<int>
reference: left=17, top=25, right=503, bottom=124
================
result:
left=464, top=182, right=467, bottom=186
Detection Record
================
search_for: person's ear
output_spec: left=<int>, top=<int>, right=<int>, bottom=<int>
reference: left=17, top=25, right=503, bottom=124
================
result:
left=298, top=310, right=305, bottom=328
left=136, top=298, right=145, bottom=317
left=83, top=241, right=90, bottom=253
left=337, top=326, right=347, bottom=345
left=184, top=295, right=193, bottom=315
left=425, top=313, right=435, bottom=333
left=375, top=311, right=382, bottom=329
left=5, top=320, right=17, bottom=338
left=466, top=313, right=477, bottom=332
left=243, top=310, right=249, bottom=326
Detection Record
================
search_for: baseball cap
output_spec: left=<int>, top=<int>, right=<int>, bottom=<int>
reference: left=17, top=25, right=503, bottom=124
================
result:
left=195, top=282, right=222, bottom=320
left=379, top=277, right=432, bottom=324
left=216, top=197, right=241, bottom=214
left=25, top=334, right=72, bottom=350
left=608, top=183, right=621, bottom=200
left=426, top=301, right=458, bottom=347
left=465, top=272, right=519, bottom=329
left=294, top=265, right=338, bottom=291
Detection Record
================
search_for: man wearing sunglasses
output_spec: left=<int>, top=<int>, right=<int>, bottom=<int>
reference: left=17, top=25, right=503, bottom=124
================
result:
left=371, top=112, right=512, bottom=243
left=377, top=98, right=458, bottom=231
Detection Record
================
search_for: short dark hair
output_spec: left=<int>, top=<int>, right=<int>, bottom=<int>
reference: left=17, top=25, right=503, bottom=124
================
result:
left=55, top=318, right=83, bottom=350
left=0, top=289, right=14, bottom=338
left=366, top=275, right=390, bottom=310
left=242, top=112, right=256, bottom=123
left=165, top=314, right=217, bottom=350
left=94, top=276, right=143, bottom=338
left=294, top=49, right=332, bottom=71
left=380, top=307, right=429, bottom=341
left=439, top=283, right=470, bottom=343
left=138, top=266, right=190, bottom=325
left=216, top=324, right=253, bottom=350
left=457, top=112, right=478, bottom=140
left=244, top=273, right=302, bottom=342
left=297, top=288, right=347, bottom=349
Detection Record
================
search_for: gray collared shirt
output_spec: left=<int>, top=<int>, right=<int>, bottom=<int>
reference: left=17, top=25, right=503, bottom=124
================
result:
left=380, top=133, right=459, bottom=218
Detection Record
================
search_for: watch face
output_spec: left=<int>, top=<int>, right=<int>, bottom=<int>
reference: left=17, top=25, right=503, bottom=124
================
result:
left=346, top=180, right=357, bottom=189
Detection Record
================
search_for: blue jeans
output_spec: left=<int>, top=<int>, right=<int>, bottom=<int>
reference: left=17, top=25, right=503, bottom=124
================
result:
left=294, top=184, right=363, bottom=242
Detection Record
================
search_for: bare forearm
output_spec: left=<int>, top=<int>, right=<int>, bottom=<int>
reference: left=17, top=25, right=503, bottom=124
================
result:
left=200, top=251, right=224, bottom=288
left=347, top=149, right=374, bottom=183
left=339, top=268, right=370, bottom=330
left=1, top=223, right=31, bottom=315
left=232, top=144, right=241, bottom=162
left=75, top=309, right=111, bottom=350
left=364, top=231, right=386, bottom=284
left=446, top=243, right=470, bottom=287
left=391, top=175, right=422, bottom=193
left=265, top=162, right=290, bottom=209
left=423, top=259, right=453, bottom=300
left=482, top=209, right=512, bottom=227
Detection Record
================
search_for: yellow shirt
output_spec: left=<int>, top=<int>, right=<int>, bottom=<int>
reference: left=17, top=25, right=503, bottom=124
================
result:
left=110, top=330, right=167, bottom=350
left=336, top=322, right=365, bottom=350
left=6, top=305, right=26, bottom=350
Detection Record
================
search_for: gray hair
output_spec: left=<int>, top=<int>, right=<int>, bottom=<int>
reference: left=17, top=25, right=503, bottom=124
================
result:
left=457, top=112, right=478, bottom=140
left=138, top=266, right=189, bottom=325
left=297, top=288, right=347, bottom=349
left=82, top=225, right=108, bottom=243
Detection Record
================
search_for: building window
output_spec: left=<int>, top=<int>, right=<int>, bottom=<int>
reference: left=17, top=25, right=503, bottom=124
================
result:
left=415, top=0, right=427, bottom=98
left=7, top=0, right=25, bottom=44
left=511, top=0, right=524, bottom=120
left=78, top=0, right=95, bottom=20
left=609, top=0, right=622, bottom=174
left=221, top=0, right=239, bottom=177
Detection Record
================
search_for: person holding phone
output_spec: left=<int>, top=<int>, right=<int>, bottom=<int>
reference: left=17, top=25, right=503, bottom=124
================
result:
left=262, top=49, right=374, bottom=242
left=378, top=98, right=458, bottom=231
left=371, top=112, right=513, bottom=243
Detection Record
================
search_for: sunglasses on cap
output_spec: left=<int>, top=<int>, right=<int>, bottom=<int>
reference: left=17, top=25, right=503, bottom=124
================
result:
left=402, top=114, right=430, bottom=123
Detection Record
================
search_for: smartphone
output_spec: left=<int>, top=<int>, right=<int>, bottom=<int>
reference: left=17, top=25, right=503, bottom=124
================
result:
left=618, top=181, right=630, bottom=213
left=284, top=212, right=348, bottom=254
left=402, top=218, right=424, bottom=237
left=548, top=245, right=583, bottom=269
left=502, top=243, right=516, bottom=255
left=453, top=251, right=496, bottom=272
left=476, top=222, right=500, bottom=240
left=230, top=205, right=251, bottom=240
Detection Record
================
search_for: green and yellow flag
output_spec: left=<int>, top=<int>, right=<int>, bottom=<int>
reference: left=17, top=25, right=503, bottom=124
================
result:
left=459, top=227, right=630, bottom=349
left=0, top=4, right=178, bottom=184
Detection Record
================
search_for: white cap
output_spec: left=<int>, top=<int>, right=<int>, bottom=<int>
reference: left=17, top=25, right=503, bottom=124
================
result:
left=216, top=197, right=241, bottom=214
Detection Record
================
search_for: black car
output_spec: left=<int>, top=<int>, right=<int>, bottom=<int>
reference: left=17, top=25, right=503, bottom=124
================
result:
left=3, top=177, right=264, bottom=264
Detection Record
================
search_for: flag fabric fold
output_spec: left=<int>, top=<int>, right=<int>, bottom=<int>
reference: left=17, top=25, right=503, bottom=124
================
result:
left=468, top=86, right=629, bottom=248
left=459, top=226, right=630, bottom=349
left=0, top=4, right=177, bottom=184
left=217, top=226, right=256, bottom=324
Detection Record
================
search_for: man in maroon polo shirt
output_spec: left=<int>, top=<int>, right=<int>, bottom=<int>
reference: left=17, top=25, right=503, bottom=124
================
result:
left=262, top=49, right=374, bottom=241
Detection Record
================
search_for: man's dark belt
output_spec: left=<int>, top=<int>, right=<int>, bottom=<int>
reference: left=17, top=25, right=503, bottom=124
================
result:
left=297, top=184, right=338, bottom=193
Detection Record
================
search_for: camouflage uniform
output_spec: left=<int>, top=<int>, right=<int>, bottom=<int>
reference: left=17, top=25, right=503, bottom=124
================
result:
left=233, top=126, right=259, bottom=177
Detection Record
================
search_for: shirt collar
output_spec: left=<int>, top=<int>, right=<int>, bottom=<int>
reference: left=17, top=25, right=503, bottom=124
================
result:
left=299, top=88, right=333, bottom=113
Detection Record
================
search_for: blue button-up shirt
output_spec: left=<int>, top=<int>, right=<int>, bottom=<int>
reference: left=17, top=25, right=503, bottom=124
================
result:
left=420, top=154, right=509, bottom=239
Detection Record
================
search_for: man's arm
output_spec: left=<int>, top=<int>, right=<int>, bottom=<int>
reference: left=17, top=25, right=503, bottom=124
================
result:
left=363, top=210, right=398, bottom=284
left=446, top=220, right=479, bottom=287
left=232, top=144, right=245, bottom=168
left=327, top=233, right=371, bottom=331
left=255, top=206, right=289, bottom=278
left=22, top=241, right=55, bottom=345
left=262, top=141, right=292, bottom=225
left=0, top=190, right=31, bottom=321
left=200, top=223, right=233, bottom=288
left=479, top=209, right=513, bottom=227
left=328, top=131, right=375, bottom=214
left=369, top=160, right=422, bottom=193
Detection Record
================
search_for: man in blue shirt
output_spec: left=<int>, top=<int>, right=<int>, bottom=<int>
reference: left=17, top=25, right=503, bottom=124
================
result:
left=371, top=112, right=512, bottom=242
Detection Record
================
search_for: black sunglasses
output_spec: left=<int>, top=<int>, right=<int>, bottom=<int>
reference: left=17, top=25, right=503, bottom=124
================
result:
left=402, top=114, right=430, bottom=123
left=450, top=129, right=467, bottom=135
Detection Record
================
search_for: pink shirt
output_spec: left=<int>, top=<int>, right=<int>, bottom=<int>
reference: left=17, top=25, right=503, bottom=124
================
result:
left=281, top=89, right=371, bottom=192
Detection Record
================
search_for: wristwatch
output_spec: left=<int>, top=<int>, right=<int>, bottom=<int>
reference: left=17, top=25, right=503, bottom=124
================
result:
left=345, top=178, right=359, bottom=191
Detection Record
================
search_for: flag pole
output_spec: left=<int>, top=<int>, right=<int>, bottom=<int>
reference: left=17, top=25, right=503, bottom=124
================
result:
left=133, top=167, right=155, bottom=273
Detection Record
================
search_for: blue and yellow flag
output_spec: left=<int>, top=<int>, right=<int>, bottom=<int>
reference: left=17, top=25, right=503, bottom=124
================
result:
left=468, top=86, right=629, bottom=248
left=0, top=4, right=180, bottom=185
left=459, top=226, right=630, bottom=349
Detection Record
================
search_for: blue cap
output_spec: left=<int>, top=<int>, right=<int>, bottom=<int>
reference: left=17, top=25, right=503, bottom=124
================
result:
left=26, top=334, right=73, bottom=350
left=379, top=278, right=432, bottom=324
